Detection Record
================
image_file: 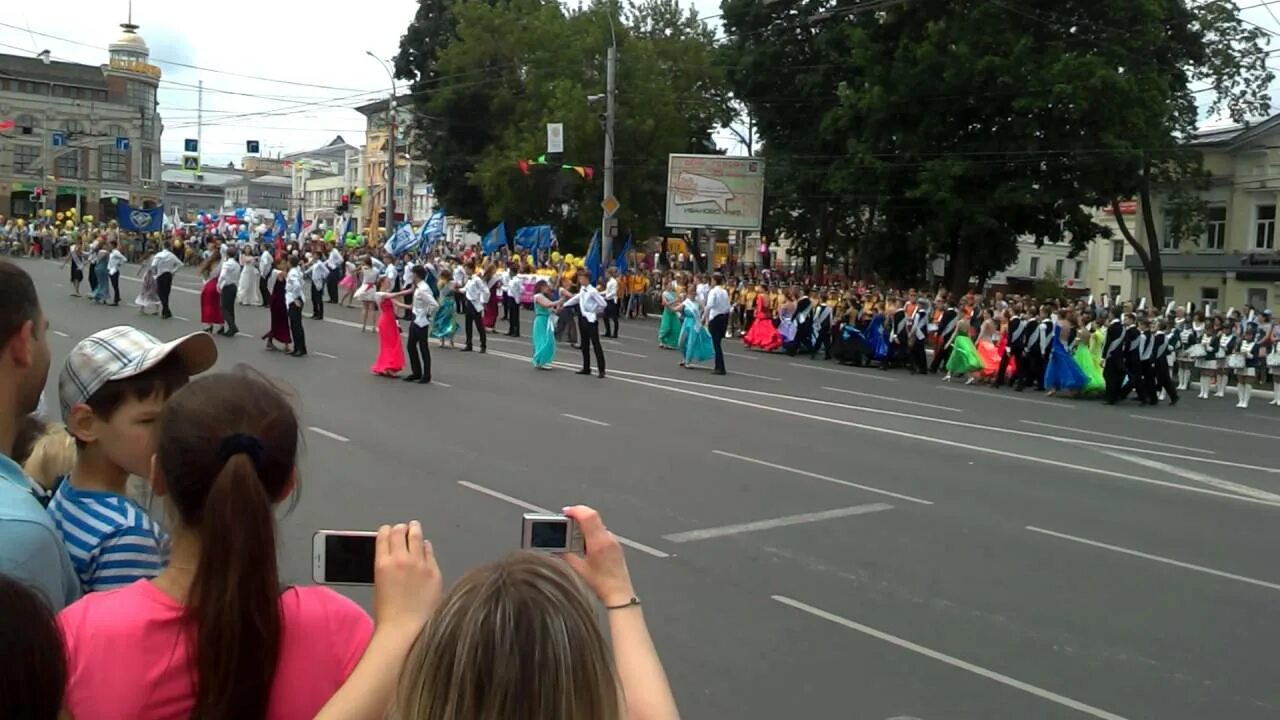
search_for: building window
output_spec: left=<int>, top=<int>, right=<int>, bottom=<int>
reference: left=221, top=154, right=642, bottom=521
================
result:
left=13, top=145, right=40, bottom=174
left=1203, top=206, right=1226, bottom=250
left=1254, top=204, right=1276, bottom=250
left=1160, top=221, right=1179, bottom=251
left=1111, top=239, right=1124, bottom=263
left=56, top=151, right=79, bottom=180
left=1163, top=286, right=1175, bottom=302
left=1029, top=257, right=1040, bottom=277
left=141, top=149, right=154, bottom=180
left=1054, top=258, right=1064, bottom=276
left=99, top=147, right=127, bottom=181
left=1200, top=287, right=1219, bottom=310
left=1073, top=260, right=1083, bottom=280
left=17, top=114, right=37, bottom=134
left=1246, top=288, right=1268, bottom=310
left=1109, top=285, right=1121, bottom=299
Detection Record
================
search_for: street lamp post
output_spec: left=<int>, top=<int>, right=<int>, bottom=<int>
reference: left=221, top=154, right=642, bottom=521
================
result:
left=366, top=51, right=397, bottom=240
left=601, top=16, right=617, bottom=267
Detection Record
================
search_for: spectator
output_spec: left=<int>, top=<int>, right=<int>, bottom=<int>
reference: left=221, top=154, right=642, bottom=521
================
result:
left=59, top=369, right=374, bottom=720
left=48, top=326, right=217, bottom=593
left=0, top=572, right=67, bottom=720
left=0, top=260, right=79, bottom=610
left=21, top=422, right=74, bottom=497
left=389, top=506, right=679, bottom=720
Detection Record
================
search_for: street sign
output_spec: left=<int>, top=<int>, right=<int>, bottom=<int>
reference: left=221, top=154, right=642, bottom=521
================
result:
left=664, top=154, right=765, bottom=231
left=51, top=132, right=65, bottom=147
left=601, top=194, right=620, bottom=218
left=181, top=154, right=200, bottom=172
left=547, top=123, right=564, bottom=154
left=246, top=140, right=260, bottom=153
left=115, top=137, right=130, bottom=151
left=184, top=138, right=198, bottom=153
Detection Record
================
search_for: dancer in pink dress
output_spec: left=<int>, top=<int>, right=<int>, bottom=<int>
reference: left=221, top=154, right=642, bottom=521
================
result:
left=370, top=282, right=413, bottom=376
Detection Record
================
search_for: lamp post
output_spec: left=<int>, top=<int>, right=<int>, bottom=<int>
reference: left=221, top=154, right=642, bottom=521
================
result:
left=366, top=51, right=397, bottom=240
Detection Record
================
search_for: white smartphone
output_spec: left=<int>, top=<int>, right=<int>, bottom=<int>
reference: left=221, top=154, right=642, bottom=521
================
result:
left=312, top=530, right=377, bottom=585
left=521, top=513, right=586, bottom=554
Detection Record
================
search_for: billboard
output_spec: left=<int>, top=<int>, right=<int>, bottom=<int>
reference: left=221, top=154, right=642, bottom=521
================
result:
left=665, top=154, right=765, bottom=231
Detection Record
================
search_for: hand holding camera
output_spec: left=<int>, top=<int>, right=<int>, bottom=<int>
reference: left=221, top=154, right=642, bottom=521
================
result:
left=561, top=505, right=636, bottom=609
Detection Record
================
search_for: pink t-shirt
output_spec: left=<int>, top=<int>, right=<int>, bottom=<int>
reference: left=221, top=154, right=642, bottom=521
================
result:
left=59, top=580, right=373, bottom=720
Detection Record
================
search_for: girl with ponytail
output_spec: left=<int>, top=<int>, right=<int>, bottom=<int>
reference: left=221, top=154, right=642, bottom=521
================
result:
left=58, top=368, right=374, bottom=720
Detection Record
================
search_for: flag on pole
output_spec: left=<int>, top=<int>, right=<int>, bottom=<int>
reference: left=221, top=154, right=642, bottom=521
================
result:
left=584, top=230, right=601, bottom=284
left=291, top=207, right=303, bottom=237
left=615, top=232, right=633, bottom=273
left=419, top=209, right=447, bottom=251
left=386, top=222, right=417, bottom=256
left=482, top=222, right=507, bottom=255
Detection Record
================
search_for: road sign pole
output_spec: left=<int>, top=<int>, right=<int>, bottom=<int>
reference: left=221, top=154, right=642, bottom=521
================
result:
left=600, top=43, right=616, bottom=267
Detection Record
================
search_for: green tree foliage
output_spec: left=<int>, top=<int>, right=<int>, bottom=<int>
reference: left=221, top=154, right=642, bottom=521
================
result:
left=395, top=0, right=729, bottom=253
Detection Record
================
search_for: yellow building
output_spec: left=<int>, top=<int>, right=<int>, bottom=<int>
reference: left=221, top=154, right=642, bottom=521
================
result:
left=1129, top=119, right=1280, bottom=311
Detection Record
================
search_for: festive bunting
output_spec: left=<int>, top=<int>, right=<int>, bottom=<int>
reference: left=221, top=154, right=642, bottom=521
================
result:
left=517, top=156, right=594, bottom=180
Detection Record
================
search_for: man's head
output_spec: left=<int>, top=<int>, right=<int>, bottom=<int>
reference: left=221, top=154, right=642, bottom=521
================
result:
left=0, top=262, right=51, bottom=429
left=411, top=265, right=428, bottom=283
left=60, top=327, right=217, bottom=477
left=712, top=273, right=723, bottom=287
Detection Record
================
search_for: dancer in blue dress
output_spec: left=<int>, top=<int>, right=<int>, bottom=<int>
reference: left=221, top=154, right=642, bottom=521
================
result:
left=530, top=279, right=567, bottom=369
left=1043, top=313, right=1088, bottom=396
left=678, top=288, right=715, bottom=367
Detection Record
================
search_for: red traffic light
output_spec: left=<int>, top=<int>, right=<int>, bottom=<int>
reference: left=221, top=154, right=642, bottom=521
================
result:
left=341, top=194, right=350, bottom=204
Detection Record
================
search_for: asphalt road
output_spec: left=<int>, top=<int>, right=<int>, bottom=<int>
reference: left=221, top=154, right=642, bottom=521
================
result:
left=19, top=256, right=1280, bottom=720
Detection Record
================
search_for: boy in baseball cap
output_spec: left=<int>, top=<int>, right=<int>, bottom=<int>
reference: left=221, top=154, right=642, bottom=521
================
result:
left=48, top=326, right=216, bottom=593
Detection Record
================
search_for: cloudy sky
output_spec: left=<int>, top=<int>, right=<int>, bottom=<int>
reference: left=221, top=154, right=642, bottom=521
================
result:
left=2, top=0, right=1274, bottom=168
left=0, top=0, right=724, bottom=168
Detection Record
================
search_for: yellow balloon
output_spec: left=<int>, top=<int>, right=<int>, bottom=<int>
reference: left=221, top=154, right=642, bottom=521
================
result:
left=17, top=219, right=26, bottom=227
left=564, top=254, right=575, bottom=263
left=65, top=220, right=74, bottom=228
left=44, top=209, right=54, bottom=217
left=67, top=207, right=76, bottom=215
left=551, top=251, right=562, bottom=263
left=84, top=215, right=94, bottom=223
left=55, top=212, right=64, bottom=221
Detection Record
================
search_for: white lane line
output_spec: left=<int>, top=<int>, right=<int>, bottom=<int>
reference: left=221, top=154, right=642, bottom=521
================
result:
left=1020, top=421, right=1213, bottom=454
left=52, top=330, right=70, bottom=338
left=609, top=349, right=649, bottom=358
left=1026, top=526, right=1280, bottom=593
left=307, top=426, right=350, bottom=442
left=54, top=283, right=64, bottom=287
left=1099, top=450, right=1280, bottom=503
left=324, top=317, right=366, bottom=330
left=719, top=370, right=782, bottom=382
left=1134, top=415, right=1279, bottom=440
left=487, top=346, right=1280, bottom=482
left=457, top=480, right=670, bottom=558
left=236, top=333, right=255, bottom=338
left=601, top=338, right=623, bottom=346
left=313, top=351, right=339, bottom=359
left=562, top=413, right=611, bottom=427
left=939, top=385, right=1075, bottom=409
left=772, top=595, right=1128, bottom=720
left=1248, top=413, right=1280, bottom=423
left=432, top=381, right=453, bottom=388
left=713, top=451, right=933, bottom=505
left=174, top=315, right=191, bottom=322
left=121, top=275, right=198, bottom=294
left=663, top=503, right=893, bottom=543
left=789, top=362, right=898, bottom=382
left=823, top=386, right=962, bottom=413
left=722, top=350, right=758, bottom=361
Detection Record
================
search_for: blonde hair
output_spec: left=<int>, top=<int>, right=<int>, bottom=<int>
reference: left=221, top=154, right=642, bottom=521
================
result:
left=22, top=424, right=75, bottom=491
left=390, top=551, right=621, bottom=720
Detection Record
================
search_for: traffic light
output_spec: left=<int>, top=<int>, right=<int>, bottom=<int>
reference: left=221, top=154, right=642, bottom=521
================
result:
left=32, top=187, right=45, bottom=203
left=337, top=194, right=349, bottom=214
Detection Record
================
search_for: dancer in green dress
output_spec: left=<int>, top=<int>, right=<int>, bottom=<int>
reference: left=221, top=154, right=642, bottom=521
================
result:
left=531, top=279, right=567, bottom=369
left=431, top=278, right=459, bottom=347
left=657, top=280, right=682, bottom=349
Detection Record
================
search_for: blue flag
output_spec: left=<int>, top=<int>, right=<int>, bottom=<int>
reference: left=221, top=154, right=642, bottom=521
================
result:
left=291, top=207, right=303, bottom=237
left=116, top=201, right=165, bottom=233
left=584, top=230, right=601, bottom=284
left=385, top=222, right=417, bottom=256
left=615, top=232, right=633, bottom=273
left=536, top=226, right=556, bottom=251
left=419, top=209, right=446, bottom=251
left=482, top=222, right=507, bottom=255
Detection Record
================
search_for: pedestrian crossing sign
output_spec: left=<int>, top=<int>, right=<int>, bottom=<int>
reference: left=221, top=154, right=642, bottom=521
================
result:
left=182, top=154, right=200, bottom=172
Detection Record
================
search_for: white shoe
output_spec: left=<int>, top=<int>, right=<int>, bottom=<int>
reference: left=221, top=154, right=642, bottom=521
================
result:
left=942, top=373, right=952, bottom=382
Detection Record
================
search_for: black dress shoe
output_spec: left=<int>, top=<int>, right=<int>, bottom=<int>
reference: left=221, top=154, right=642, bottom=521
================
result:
left=598, top=371, right=606, bottom=378
left=417, top=378, right=431, bottom=384
left=460, top=347, right=473, bottom=352
left=712, top=369, right=727, bottom=375
left=402, top=375, right=422, bottom=382
left=576, top=369, right=591, bottom=375
left=290, top=351, right=307, bottom=357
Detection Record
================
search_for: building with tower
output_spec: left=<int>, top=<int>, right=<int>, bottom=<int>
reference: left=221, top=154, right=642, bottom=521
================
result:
left=0, top=12, right=163, bottom=220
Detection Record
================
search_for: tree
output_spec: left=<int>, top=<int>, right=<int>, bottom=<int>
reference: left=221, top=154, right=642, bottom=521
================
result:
left=395, top=0, right=729, bottom=253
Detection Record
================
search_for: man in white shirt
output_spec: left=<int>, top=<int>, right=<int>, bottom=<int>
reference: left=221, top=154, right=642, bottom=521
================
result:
left=400, top=265, right=439, bottom=384
left=325, top=243, right=344, bottom=304
left=308, top=254, right=329, bottom=320
left=452, top=263, right=467, bottom=315
left=150, top=246, right=183, bottom=319
left=106, top=241, right=126, bottom=306
left=285, top=255, right=307, bottom=357
left=603, top=268, right=621, bottom=338
left=565, top=269, right=607, bottom=378
left=505, top=270, right=524, bottom=337
left=704, top=273, right=731, bottom=375
left=258, top=247, right=274, bottom=307
left=216, top=247, right=242, bottom=336
left=461, top=261, right=489, bottom=353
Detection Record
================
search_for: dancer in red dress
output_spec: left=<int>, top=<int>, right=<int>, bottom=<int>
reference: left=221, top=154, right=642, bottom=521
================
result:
left=742, top=292, right=783, bottom=351
left=197, top=253, right=223, bottom=333
left=370, top=282, right=412, bottom=376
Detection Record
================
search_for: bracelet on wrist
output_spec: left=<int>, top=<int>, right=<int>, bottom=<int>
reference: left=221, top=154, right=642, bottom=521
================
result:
left=605, top=596, right=641, bottom=611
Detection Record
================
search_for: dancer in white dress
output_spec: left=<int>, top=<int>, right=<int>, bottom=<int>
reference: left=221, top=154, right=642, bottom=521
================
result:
left=237, top=246, right=263, bottom=306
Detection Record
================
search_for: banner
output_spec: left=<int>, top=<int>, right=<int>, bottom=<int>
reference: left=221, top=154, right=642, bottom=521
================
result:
left=116, top=201, right=164, bottom=233
left=584, top=230, right=601, bottom=284
left=419, top=209, right=446, bottom=251
left=385, top=223, right=417, bottom=256
left=514, top=225, right=554, bottom=251
left=482, top=222, right=507, bottom=255
left=615, top=232, right=633, bottom=273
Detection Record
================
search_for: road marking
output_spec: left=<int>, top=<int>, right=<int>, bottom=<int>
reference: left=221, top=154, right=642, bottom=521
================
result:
left=823, top=386, right=962, bottom=413
left=1248, top=413, right=1280, bottom=423
left=121, top=275, right=198, bottom=294
left=939, top=385, right=1074, bottom=409
left=722, top=350, right=757, bottom=361
left=457, top=480, right=670, bottom=558
left=713, top=451, right=933, bottom=505
left=771, top=595, right=1128, bottom=720
left=52, top=330, right=70, bottom=338
left=54, top=283, right=64, bottom=287
left=432, top=381, right=453, bottom=388
left=1020, top=421, right=1213, bottom=454
left=313, top=351, right=339, bottom=359
left=608, top=348, right=648, bottom=358
left=324, top=317, right=366, bottom=330
left=174, top=315, right=191, bottom=322
left=1134, top=415, right=1278, bottom=440
left=236, top=333, right=255, bottom=338
left=1026, top=526, right=1280, bottom=593
left=663, top=503, right=893, bottom=543
left=789, top=362, right=897, bottom=382
left=562, top=413, right=610, bottom=427
left=306, top=426, right=350, bottom=442
left=1099, top=450, right=1280, bottom=503
left=715, top=370, right=782, bottom=382
left=601, top=338, right=623, bottom=346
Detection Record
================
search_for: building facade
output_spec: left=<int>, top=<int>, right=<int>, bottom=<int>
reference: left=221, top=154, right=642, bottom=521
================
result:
left=161, top=165, right=250, bottom=218
left=355, top=97, right=414, bottom=236
left=0, top=19, right=162, bottom=219
left=224, top=175, right=292, bottom=212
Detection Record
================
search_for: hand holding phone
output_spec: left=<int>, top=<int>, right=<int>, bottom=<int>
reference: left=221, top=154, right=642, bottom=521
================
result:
left=373, top=521, right=442, bottom=634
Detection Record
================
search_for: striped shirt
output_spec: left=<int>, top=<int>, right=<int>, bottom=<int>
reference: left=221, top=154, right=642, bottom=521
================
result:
left=46, top=479, right=168, bottom=593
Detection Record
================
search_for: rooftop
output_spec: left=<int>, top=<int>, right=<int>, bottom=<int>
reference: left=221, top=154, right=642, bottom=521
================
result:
left=161, top=167, right=250, bottom=187
left=0, top=53, right=108, bottom=89
left=355, top=95, right=415, bottom=116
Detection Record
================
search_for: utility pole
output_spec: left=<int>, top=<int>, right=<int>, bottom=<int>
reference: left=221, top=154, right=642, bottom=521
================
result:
left=196, top=80, right=203, bottom=172
left=385, top=97, right=396, bottom=239
left=601, top=42, right=617, bottom=266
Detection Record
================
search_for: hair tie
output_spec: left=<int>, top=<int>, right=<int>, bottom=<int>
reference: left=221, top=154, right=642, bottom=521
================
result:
left=217, top=433, right=265, bottom=473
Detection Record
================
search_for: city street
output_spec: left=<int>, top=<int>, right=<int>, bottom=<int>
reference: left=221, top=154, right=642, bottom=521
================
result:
left=20, top=256, right=1280, bottom=720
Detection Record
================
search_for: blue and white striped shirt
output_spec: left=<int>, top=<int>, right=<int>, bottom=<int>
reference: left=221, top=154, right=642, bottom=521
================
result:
left=46, top=479, right=168, bottom=593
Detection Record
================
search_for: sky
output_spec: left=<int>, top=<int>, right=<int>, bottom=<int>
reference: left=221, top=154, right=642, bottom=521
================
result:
left=1, top=0, right=1275, bottom=169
